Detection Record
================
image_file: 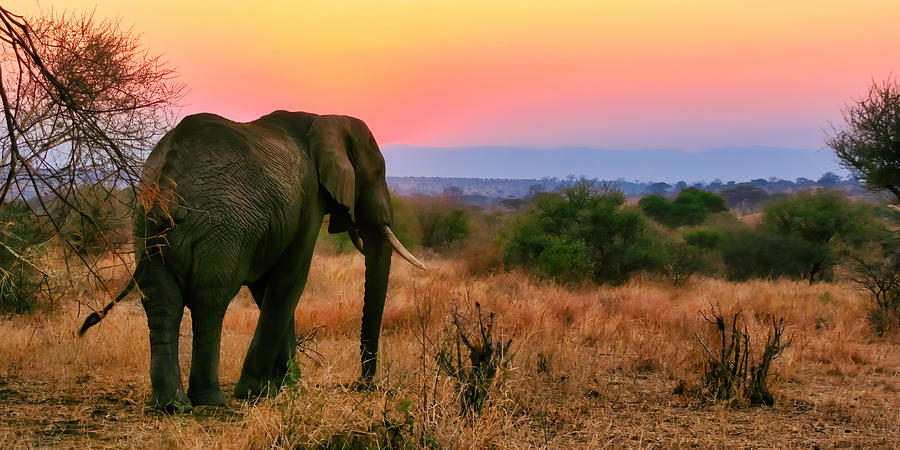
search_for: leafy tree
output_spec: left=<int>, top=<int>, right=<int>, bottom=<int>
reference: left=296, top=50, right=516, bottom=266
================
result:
left=639, top=188, right=728, bottom=227
left=428, top=209, right=470, bottom=250
left=667, top=188, right=728, bottom=227
left=827, top=78, right=900, bottom=204
left=504, top=180, right=662, bottom=285
left=637, top=194, right=670, bottom=223
left=761, top=190, right=878, bottom=283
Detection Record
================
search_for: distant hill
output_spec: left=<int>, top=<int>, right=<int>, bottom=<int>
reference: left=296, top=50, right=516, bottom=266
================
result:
left=385, top=174, right=870, bottom=214
left=382, top=145, right=845, bottom=183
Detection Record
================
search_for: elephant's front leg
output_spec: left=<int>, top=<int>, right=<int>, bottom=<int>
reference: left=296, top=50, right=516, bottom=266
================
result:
left=139, top=264, right=190, bottom=411
left=235, top=216, right=322, bottom=399
left=248, top=280, right=297, bottom=382
left=235, top=261, right=314, bottom=398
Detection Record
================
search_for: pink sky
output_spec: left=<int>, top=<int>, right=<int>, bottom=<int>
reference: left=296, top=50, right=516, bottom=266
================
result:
left=8, top=0, right=900, bottom=150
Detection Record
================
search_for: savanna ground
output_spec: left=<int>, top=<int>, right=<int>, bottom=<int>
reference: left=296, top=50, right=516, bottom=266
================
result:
left=1, top=251, right=898, bottom=448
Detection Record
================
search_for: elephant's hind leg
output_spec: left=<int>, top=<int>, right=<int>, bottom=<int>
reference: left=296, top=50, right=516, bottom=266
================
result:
left=138, top=263, right=190, bottom=411
left=186, top=290, right=232, bottom=406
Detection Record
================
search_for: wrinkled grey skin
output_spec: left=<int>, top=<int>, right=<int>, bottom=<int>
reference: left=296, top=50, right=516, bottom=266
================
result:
left=122, top=111, right=395, bottom=410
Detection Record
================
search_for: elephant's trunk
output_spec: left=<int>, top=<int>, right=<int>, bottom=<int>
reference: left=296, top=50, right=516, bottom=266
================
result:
left=359, top=226, right=392, bottom=381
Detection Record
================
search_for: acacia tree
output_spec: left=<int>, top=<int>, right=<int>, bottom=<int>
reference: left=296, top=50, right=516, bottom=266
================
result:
left=0, top=7, right=183, bottom=305
left=761, top=190, right=877, bottom=283
left=827, top=78, right=900, bottom=204
left=827, top=79, right=900, bottom=333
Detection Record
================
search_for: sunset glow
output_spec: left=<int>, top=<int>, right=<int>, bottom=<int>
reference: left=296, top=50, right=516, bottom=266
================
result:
left=8, top=0, right=900, bottom=150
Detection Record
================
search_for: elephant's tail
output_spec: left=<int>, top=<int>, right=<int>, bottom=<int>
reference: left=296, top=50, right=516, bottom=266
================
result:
left=78, top=278, right=137, bottom=336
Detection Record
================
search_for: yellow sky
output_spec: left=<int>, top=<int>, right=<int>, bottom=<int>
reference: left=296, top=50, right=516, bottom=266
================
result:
left=5, top=0, right=899, bottom=148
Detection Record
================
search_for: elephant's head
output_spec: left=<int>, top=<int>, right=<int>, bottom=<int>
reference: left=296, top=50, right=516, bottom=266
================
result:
left=307, top=114, right=425, bottom=381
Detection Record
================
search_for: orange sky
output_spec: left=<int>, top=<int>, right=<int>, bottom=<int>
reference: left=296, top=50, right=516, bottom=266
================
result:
left=7, top=0, right=900, bottom=149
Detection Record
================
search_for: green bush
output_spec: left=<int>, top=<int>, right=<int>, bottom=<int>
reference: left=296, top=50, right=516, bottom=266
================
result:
left=407, top=194, right=475, bottom=252
left=639, top=188, right=728, bottom=227
left=760, top=190, right=879, bottom=283
left=719, top=225, right=822, bottom=282
left=428, top=209, right=470, bottom=250
left=683, top=228, right=722, bottom=250
left=504, top=180, right=663, bottom=285
left=637, top=194, right=670, bottom=223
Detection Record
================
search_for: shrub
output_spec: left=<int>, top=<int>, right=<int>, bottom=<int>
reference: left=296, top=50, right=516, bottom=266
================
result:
left=694, top=305, right=789, bottom=406
left=637, top=194, right=670, bottom=223
left=389, top=192, right=423, bottom=250
left=761, top=190, right=879, bottom=283
left=663, top=240, right=704, bottom=286
left=719, top=225, right=819, bottom=281
left=405, top=194, right=476, bottom=253
left=504, top=180, right=663, bottom=285
left=0, top=201, right=49, bottom=314
left=851, top=252, right=900, bottom=335
left=639, top=188, right=728, bottom=227
left=683, top=228, right=722, bottom=250
left=457, top=210, right=508, bottom=276
left=428, top=209, right=469, bottom=250
left=436, top=302, right=513, bottom=415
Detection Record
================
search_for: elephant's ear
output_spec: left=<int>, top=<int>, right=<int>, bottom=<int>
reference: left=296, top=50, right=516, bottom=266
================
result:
left=309, top=116, right=355, bottom=222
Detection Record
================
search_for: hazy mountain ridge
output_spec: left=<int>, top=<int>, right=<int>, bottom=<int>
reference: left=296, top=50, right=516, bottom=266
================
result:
left=382, top=145, right=845, bottom=182
left=385, top=174, right=869, bottom=213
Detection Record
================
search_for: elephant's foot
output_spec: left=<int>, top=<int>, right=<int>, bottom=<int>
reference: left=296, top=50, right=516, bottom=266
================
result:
left=234, top=374, right=281, bottom=400
left=149, top=390, right=191, bottom=414
left=188, top=386, right=227, bottom=407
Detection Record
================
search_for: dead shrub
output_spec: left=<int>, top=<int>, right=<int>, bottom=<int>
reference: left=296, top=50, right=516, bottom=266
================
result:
left=457, top=241, right=503, bottom=277
left=693, top=304, right=790, bottom=406
left=850, top=255, right=900, bottom=336
left=436, top=301, right=513, bottom=414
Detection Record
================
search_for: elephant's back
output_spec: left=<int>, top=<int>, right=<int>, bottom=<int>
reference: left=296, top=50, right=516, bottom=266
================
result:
left=137, top=113, right=313, bottom=246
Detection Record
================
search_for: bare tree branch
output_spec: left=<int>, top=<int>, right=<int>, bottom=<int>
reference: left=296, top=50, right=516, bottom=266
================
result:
left=0, top=6, right=183, bottom=311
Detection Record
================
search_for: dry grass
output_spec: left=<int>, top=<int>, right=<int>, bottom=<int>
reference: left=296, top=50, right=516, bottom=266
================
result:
left=1, top=251, right=899, bottom=448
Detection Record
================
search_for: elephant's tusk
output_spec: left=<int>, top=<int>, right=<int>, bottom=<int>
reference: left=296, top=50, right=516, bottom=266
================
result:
left=348, top=228, right=365, bottom=255
left=382, top=225, right=428, bottom=270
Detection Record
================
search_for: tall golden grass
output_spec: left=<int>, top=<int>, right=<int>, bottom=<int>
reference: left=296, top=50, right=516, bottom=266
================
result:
left=1, top=251, right=898, bottom=447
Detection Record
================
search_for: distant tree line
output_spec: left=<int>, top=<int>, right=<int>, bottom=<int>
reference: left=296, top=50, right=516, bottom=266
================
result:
left=387, top=171, right=869, bottom=214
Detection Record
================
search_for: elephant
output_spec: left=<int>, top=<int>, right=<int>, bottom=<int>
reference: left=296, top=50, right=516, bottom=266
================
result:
left=79, top=110, right=426, bottom=411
